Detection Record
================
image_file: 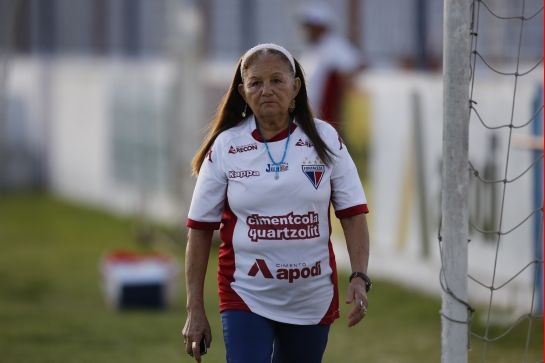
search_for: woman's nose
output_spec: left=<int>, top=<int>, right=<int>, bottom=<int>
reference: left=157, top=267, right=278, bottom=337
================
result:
left=261, top=81, right=273, bottom=94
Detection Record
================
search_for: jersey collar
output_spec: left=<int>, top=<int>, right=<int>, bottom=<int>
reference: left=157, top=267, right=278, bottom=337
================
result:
left=251, top=116, right=298, bottom=142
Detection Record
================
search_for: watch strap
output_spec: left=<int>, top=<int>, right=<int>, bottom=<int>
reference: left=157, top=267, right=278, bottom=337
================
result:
left=349, top=271, right=372, bottom=292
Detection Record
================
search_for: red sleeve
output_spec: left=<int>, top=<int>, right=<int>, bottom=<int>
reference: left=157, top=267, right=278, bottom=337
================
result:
left=186, top=218, right=221, bottom=230
left=335, top=204, right=369, bottom=219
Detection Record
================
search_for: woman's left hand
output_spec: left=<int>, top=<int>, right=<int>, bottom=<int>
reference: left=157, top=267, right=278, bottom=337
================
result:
left=345, top=279, right=368, bottom=327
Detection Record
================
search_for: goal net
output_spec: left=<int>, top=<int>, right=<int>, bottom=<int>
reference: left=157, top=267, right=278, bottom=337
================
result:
left=441, top=1, right=543, bottom=362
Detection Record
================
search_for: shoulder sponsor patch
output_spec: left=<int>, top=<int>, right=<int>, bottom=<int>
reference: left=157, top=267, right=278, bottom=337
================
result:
left=228, top=143, right=258, bottom=154
left=338, top=134, right=344, bottom=150
left=295, top=138, right=314, bottom=147
left=205, top=149, right=213, bottom=162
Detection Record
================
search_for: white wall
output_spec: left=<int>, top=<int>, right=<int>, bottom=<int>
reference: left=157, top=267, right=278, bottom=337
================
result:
left=332, top=68, right=543, bottom=314
left=6, top=57, right=200, bottom=223
left=6, top=58, right=542, bottom=313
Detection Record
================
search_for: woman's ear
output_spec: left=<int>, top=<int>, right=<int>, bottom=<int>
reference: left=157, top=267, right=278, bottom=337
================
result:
left=293, top=77, right=302, bottom=97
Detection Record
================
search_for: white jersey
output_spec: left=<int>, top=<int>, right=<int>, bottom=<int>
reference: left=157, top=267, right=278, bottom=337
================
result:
left=187, top=116, right=368, bottom=325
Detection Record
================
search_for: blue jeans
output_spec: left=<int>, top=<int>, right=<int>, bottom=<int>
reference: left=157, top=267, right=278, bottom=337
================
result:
left=221, top=310, right=330, bottom=363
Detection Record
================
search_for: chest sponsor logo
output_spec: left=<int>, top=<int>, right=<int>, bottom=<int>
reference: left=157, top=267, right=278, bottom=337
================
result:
left=248, top=259, right=322, bottom=283
left=265, top=162, right=288, bottom=173
left=247, top=211, right=320, bottom=242
left=229, top=170, right=260, bottom=179
left=295, top=138, right=314, bottom=147
left=302, top=164, right=325, bottom=189
left=229, top=143, right=258, bottom=154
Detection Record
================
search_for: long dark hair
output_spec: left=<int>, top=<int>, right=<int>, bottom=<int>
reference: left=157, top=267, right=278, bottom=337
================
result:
left=191, top=49, right=334, bottom=175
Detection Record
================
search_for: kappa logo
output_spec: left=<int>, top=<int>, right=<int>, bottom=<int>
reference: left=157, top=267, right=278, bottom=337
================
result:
left=295, top=138, right=314, bottom=147
left=302, top=164, right=325, bottom=189
left=248, top=259, right=322, bottom=283
left=229, top=170, right=260, bottom=179
left=229, top=143, right=258, bottom=154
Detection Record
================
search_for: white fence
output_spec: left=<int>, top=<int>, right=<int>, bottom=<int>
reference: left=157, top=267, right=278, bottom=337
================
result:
left=4, top=58, right=542, bottom=312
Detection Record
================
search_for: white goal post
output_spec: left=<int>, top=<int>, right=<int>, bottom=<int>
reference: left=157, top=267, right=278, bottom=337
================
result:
left=441, top=0, right=471, bottom=363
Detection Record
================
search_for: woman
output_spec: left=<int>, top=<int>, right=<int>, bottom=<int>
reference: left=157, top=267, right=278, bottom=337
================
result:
left=182, top=43, right=371, bottom=363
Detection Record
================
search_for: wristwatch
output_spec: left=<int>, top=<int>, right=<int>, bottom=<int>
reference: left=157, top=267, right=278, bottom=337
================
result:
left=349, top=271, right=372, bottom=292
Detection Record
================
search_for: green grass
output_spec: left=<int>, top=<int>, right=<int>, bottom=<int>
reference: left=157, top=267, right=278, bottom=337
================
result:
left=0, top=192, right=542, bottom=362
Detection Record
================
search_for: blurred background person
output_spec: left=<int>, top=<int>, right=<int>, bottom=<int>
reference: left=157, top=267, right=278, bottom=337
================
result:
left=297, top=1, right=366, bottom=134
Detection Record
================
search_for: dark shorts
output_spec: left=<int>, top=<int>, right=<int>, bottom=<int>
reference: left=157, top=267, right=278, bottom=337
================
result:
left=221, top=310, right=330, bottom=363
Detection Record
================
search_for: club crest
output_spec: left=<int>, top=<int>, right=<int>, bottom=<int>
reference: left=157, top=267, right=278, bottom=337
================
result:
left=302, top=164, right=325, bottom=189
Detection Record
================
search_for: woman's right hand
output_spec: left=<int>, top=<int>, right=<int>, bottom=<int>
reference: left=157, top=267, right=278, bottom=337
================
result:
left=182, top=308, right=212, bottom=362
left=183, top=228, right=214, bottom=361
